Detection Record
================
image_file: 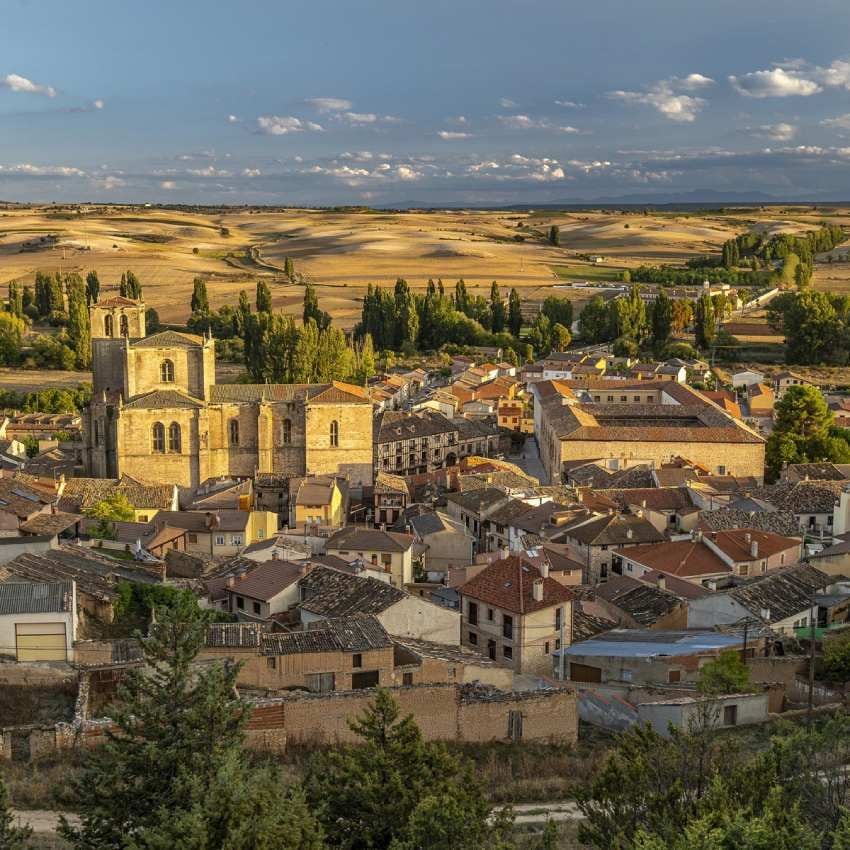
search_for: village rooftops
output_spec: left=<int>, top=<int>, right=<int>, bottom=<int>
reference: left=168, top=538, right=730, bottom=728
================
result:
left=560, top=629, right=745, bottom=659
left=19, top=511, right=81, bottom=537
left=262, top=615, right=392, bottom=656
left=783, top=462, right=850, bottom=481
left=0, top=581, right=73, bottom=615
left=444, top=487, right=509, bottom=514
left=60, top=474, right=176, bottom=512
left=325, top=526, right=415, bottom=553
left=558, top=512, right=665, bottom=547
left=746, top=481, right=844, bottom=515
left=374, top=472, right=410, bottom=496
left=152, top=510, right=251, bottom=533
left=708, top=528, right=801, bottom=562
left=206, top=622, right=263, bottom=649
left=611, top=539, right=730, bottom=579
left=298, top=565, right=408, bottom=618
left=727, top=564, right=834, bottom=624
left=225, top=559, right=305, bottom=602
left=0, top=477, right=50, bottom=518
left=459, top=555, right=573, bottom=615
left=589, top=576, right=685, bottom=627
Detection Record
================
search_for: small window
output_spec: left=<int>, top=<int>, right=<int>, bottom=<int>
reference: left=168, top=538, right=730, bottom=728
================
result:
left=188, top=533, right=198, bottom=543
left=267, top=656, right=276, bottom=669
left=353, top=653, right=362, bottom=668
left=668, top=669, right=681, bottom=683
left=160, top=359, right=175, bottom=383
left=252, top=601, right=261, bottom=615
left=168, top=422, right=181, bottom=453
left=402, top=672, right=413, bottom=686
left=137, top=514, right=148, bottom=523
left=330, top=419, right=339, bottom=447
left=229, top=419, right=239, bottom=446
left=104, top=314, right=114, bottom=337
left=282, top=418, right=292, bottom=444
left=503, top=644, right=513, bottom=660
left=468, top=631, right=478, bottom=645
left=468, top=601, right=479, bottom=625
left=215, top=535, right=225, bottom=546
left=151, top=422, right=165, bottom=453
left=487, top=608, right=494, bottom=621
left=544, top=641, right=550, bottom=655
left=94, top=418, right=103, bottom=447
left=236, top=597, right=244, bottom=609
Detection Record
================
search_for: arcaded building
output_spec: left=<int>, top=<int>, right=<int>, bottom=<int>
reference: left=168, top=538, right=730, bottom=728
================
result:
left=83, top=297, right=373, bottom=489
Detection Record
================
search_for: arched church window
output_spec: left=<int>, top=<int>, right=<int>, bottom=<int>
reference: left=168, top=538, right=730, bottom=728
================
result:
left=282, top=418, right=292, bottom=444
left=168, top=422, right=181, bottom=453
left=330, top=420, right=339, bottom=447
left=160, top=359, right=175, bottom=383
left=104, top=315, right=113, bottom=337
left=229, top=419, right=240, bottom=446
left=152, top=422, right=165, bottom=453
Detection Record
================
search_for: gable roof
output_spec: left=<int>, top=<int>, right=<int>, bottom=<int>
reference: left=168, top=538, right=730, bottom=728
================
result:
left=298, top=565, right=407, bottom=617
left=559, top=512, right=664, bottom=547
left=61, top=474, right=176, bottom=511
left=325, top=526, right=415, bottom=553
left=209, top=381, right=369, bottom=405
left=261, top=615, right=391, bottom=656
left=590, top=576, right=684, bottom=627
left=612, top=539, right=730, bottom=579
left=225, top=559, right=304, bottom=602
left=728, top=564, right=833, bottom=623
left=0, top=581, right=73, bottom=615
left=459, top=555, right=573, bottom=615
left=131, top=330, right=204, bottom=348
left=123, top=390, right=205, bottom=410
left=709, top=528, right=800, bottom=562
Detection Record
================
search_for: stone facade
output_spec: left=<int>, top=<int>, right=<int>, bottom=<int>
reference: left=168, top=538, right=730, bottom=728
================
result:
left=82, top=300, right=374, bottom=489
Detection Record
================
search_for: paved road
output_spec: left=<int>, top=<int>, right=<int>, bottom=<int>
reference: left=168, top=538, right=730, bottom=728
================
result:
left=509, top=436, right=547, bottom=483
left=13, top=809, right=79, bottom=834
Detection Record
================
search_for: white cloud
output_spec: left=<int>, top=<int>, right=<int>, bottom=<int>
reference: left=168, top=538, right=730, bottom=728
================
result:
left=499, top=98, right=517, bottom=108
left=242, top=168, right=261, bottom=177
left=449, top=115, right=468, bottom=124
left=438, top=130, right=472, bottom=140
left=92, top=175, right=125, bottom=190
left=186, top=166, right=232, bottom=177
left=730, top=67, right=821, bottom=97
left=558, top=126, right=580, bottom=134
left=675, top=73, right=715, bottom=90
left=0, top=163, right=85, bottom=176
left=0, top=73, right=56, bottom=97
left=608, top=78, right=708, bottom=122
left=822, top=113, right=850, bottom=130
left=815, top=59, right=850, bottom=90
left=160, top=180, right=176, bottom=190
left=555, top=99, right=582, bottom=108
left=227, top=114, right=239, bottom=123
left=528, top=163, right=565, bottom=182
left=498, top=114, right=549, bottom=129
left=305, top=97, right=352, bottom=112
left=93, top=99, right=105, bottom=110
left=753, top=122, right=798, bottom=141
left=255, top=115, right=324, bottom=135
left=395, top=165, right=420, bottom=181
left=343, top=111, right=377, bottom=124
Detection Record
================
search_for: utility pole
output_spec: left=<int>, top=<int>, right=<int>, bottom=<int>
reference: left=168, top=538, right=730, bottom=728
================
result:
left=808, top=591, right=817, bottom=724
left=559, top=608, right=566, bottom=681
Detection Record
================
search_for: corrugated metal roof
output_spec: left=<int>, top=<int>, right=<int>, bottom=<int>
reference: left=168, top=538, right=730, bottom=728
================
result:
left=0, top=581, right=72, bottom=615
left=560, top=629, right=744, bottom=659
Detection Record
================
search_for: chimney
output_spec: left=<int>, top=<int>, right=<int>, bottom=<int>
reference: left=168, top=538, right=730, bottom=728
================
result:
left=760, top=607, right=771, bottom=621
left=271, top=549, right=280, bottom=561
left=532, top=578, right=544, bottom=602
left=227, top=575, right=236, bottom=588
left=656, top=574, right=666, bottom=591
left=238, top=569, right=248, bottom=581
left=540, top=561, right=550, bottom=579
left=750, top=540, right=758, bottom=558
left=744, top=532, right=751, bottom=543
left=626, top=528, right=634, bottom=540
left=500, top=545, right=510, bottom=560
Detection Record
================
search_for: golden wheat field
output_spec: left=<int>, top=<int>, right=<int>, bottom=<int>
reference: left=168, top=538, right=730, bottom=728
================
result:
left=0, top=204, right=848, bottom=328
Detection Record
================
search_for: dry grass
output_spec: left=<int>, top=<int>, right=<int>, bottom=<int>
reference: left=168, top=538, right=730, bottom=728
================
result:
left=1, top=204, right=849, bottom=330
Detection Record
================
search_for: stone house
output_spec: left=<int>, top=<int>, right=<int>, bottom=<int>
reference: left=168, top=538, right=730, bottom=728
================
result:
left=324, top=526, right=415, bottom=587
left=404, top=510, right=474, bottom=578
left=579, top=575, right=689, bottom=631
left=773, top=370, right=813, bottom=399
left=444, top=487, right=511, bottom=551
left=150, top=509, right=278, bottom=557
left=459, top=555, right=574, bottom=676
left=223, top=558, right=306, bottom=621
left=83, top=299, right=374, bottom=490
left=638, top=692, right=769, bottom=736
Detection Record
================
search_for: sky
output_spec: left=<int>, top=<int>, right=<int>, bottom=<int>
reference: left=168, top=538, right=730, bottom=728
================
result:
left=3, top=0, right=850, bottom=205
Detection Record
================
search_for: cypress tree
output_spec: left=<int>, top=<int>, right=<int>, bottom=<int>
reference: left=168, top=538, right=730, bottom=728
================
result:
left=694, top=292, right=716, bottom=350
left=508, top=288, right=523, bottom=337
left=85, top=270, right=100, bottom=305
left=652, top=289, right=673, bottom=349
left=190, top=277, right=210, bottom=314
left=454, top=279, right=469, bottom=315
left=66, top=273, right=91, bottom=369
left=7, top=281, right=23, bottom=318
left=549, top=224, right=560, bottom=246
left=256, top=280, right=273, bottom=313
left=49, top=272, right=65, bottom=314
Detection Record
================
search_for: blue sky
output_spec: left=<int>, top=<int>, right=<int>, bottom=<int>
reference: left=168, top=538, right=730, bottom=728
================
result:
left=3, top=0, right=850, bottom=204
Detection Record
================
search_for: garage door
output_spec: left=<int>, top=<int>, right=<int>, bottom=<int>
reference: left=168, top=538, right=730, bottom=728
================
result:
left=15, top=622, right=67, bottom=662
left=569, top=662, right=602, bottom=683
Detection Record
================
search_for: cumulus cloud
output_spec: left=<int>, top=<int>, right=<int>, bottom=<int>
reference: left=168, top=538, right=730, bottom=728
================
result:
left=555, top=99, right=582, bottom=108
left=255, top=115, right=324, bottom=135
left=498, top=114, right=552, bottom=129
left=558, top=126, right=580, bottom=134
left=186, top=166, right=232, bottom=177
left=438, top=130, right=472, bottom=140
left=227, top=114, right=239, bottom=123
left=343, top=111, right=377, bottom=124
left=499, top=98, right=517, bottom=108
left=305, top=97, right=352, bottom=112
left=92, top=175, right=126, bottom=190
left=160, top=180, right=177, bottom=190
left=730, top=67, right=821, bottom=97
left=242, top=168, right=261, bottom=177
left=822, top=113, right=850, bottom=130
left=0, top=73, right=56, bottom=97
left=0, top=163, right=85, bottom=177
left=608, top=76, right=711, bottom=122
left=753, top=122, right=798, bottom=141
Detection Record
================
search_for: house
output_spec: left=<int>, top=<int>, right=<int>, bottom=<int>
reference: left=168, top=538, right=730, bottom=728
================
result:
left=444, top=487, right=511, bottom=550
left=773, top=370, right=813, bottom=399
left=459, top=555, right=574, bottom=676
left=297, top=565, right=459, bottom=643
left=404, top=510, right=474, bottom=578
left=0, top=476, right=54, bottom=532
left=596, top=487, right=698, bottom=534
left=782, top=462, right=850, bottom=483
left=746, top=383, right=775, bottom=422
left=223, top=558, right=306, bottom=621
left=611, top=537, right=731, bottom=585
left=373, top=472, right=409, bottom=527
left=732, top=369, right=765, bottom=389
left=0, top=581, right=76, bottom=662
left=578, top=575, right=689, bottom=630
left=59, top=474, right=179, bottom=523
left=324, top=526, right=416, bottom=587
left=290, top=476, right=347, bottom=530
left=639, top=692, right=769, bottom=736
left=185, top=477, right=253, bottom=512
left=749, top=481, right=843, bottom=538
left=497, top=399, right=533, bottom=433
left=149, top=509, right=278, bottom=556
left=701, top=389, right=742, bottom=419
left=556, top=511, right=665, bottom=583
left=487, top=500, right=578, bottom=552
left=558, top=629, right=748, bottom=686
left=687, top=563, right=838, bottom=635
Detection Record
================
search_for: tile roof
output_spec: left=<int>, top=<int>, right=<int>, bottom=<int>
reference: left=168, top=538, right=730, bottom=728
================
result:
left=444, top=488, right=509, bottom=514
left=590, top=576, right=684, bottom=627
left=209, top=381, right=369, bottom=405
left=459, top=555, right=573, bottom=614
left=261, top=615, right=391, bottom=655
left=19, top=511, right=81, bottom=536
left=572, top=609, right=617, bottom=641
left=407, top=510, right=468, bottom=538
left=784, top=462, right=850, bottom=482
left=728, top=564, right=834, bottom=623
left=393, top=634, right=501, bottom=666
left=559, top=512, right=664, bottom=547
left=0, top=477, right=50, bottom=518
left=123, top=389, right=205, bottom=410
left=747, top=481, right=844, bottom=515
left=709, top=528, right=801, bottom=562
left=374, top=472, right=410, bottom=496
left=225, top=559, right=304, bottom=602
left=61, top=475, right=176, bottom=511
left=298, top=565, right=407, bottom=617
left=0, top=581, right=73, bottom=615
left=152, top=509, right=250, bottom=533
left=598, top=487, right=694, bottom=512
left=325, top=526, right=414, bottom=553
left=130, top=330, right=204, bottom=348
left=612, top=539, right=731, bottom=579
left=98, top=295, right=142, bottom=308
left=375, top=409, right=459, bottom=442
left=205, top=622, right=262, bottom=648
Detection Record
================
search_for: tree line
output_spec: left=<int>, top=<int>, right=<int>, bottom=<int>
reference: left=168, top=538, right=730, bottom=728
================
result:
left=767, top=290, right=850, bottom=365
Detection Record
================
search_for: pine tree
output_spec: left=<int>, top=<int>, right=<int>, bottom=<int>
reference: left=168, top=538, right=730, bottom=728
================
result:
left=256, top=280, right=273, bottom=313
left=85, top=270, right=100, bottom=305
left=508, top=289, right=522, bottom=338
left=190, top=277, right=210, bottom=314
left=0, top=774, right=31, bottom=849
left=60, top=597, right=322, bottom=850
left=66, top=273, right=92, bottom=369
left=489, top=281, right=506, bottom=333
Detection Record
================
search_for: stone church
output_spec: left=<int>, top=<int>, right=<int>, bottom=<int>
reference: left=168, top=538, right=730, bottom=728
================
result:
left=83, top=297, right=374, bottom=489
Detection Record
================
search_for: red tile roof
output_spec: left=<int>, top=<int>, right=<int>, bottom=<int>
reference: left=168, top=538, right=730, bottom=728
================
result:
left=612, top=539, right=731, bottom=579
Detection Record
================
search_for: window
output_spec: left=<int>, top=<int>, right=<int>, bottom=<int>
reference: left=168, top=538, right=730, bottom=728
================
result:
left=544, top=641, right=550, bottom=655
left=555, top=607, right=562, bottom=630
left=487, top=608, right=494, bottom=621
left=120, top=315, right=129, bottom=337
left=232, top=535, right=243, bottom=546
left=330, top=419, right=339, bottom=447
left=257, top=529, right=265, bottom=539
left=353, top=653, right=362, bottom=668
left=252, top=601, right=261, bottom=615
left=138, top=515, right=148, bottom=523
left=236, top=597, right=244, bottom=610
left=188, top=533, right=198, bottom=543
left=503, top=644, right=513, bottom=660
left=508, top=710, right=523, bottom=742
left=151, top=422, right=165, bottom=453
left=94, top=418, right=103, bottom=447
left=267, top=656, right=276, bottom=669
left=215, top=535, right=225, bottom=546
left=668, top=669, right=681, bottom=683
left=468, top=631, right=478, bottom=645
left=487, top=639, right=496, bottom=660
left=717, top=465, right=727, bottom=476
left=502, top=614, right=513, bottom=640
left=468, top=601, right=479, bottom=625
left=104, top=314, right=114, bottom=337
left=306, top=672, right=335, bottom=693
left=634, top=395, right=640, bottom=402
left=160, top=359, right=175, bottom=383
left=723, top=704, right=738, bottom=726
left=168, top=422, right=181, bottom=453
left=402, top=672, right=413, bottom=686
left=229, top=419, right=239, bottom=446
left=282, top=418, right=292, bottom=444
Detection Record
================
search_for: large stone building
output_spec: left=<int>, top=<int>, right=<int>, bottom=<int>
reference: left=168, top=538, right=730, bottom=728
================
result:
left=535, top=379, right=765, bottom=485
left=83, top=297, right=373, bottom=489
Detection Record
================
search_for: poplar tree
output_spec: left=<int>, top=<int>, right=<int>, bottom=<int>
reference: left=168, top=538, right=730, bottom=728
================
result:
left=393, top=278, right=418, bottom=351
left=119, top=270, right=142, bottom=300
left=256, top=280, right=273, bottom=313
left=651, top=289, right=673, bottom=349
left=66, top=273, right=92, bottom=368
left=549, top=224, right=560, bottom=246
left=489, top=281, right=506, bottom=333
left=85, top=270, right=100, bottom=305
left=303, top=281, right=330, bottom=330
left=694, top=292, right=716, bottom=350
left=190, top=277, right=210, bottom=314
left=284, top=256, right=295, bottom=281
left=7, top=281, right=23, bottom=318
left=454, top=279, right=470, bottom=315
